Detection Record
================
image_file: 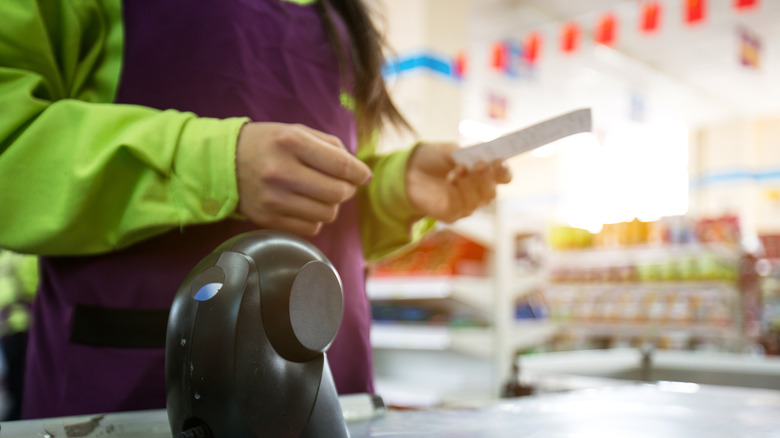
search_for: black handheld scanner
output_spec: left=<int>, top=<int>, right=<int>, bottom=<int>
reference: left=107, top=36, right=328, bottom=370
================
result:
left=166, top=231, right=349, bottom=437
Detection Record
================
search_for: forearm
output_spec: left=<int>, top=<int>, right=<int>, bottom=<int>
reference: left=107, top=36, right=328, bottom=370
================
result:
left=0, top=94, right=247, bottom=255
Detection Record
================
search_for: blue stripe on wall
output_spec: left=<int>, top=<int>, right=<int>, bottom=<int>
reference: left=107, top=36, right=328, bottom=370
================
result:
left=383, top=47, right=532, bottom=79
left=757, top=170, right=780, bottom=181
left=383, top=52, right=454, bottom=78
left=692, top=169, right=780, bottom=188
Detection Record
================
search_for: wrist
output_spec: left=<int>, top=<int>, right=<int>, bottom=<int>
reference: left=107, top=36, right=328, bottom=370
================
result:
left=176, top=116, right=249, bottom=221
left=403, top=142, right=428, bottom=219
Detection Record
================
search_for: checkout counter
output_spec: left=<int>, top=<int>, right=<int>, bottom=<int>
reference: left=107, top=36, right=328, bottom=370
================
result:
left=2, top=383, right=780, bottom=437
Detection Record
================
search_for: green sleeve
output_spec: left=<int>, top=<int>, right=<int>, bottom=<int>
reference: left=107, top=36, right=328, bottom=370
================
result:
left=16, top=253, right=39, bottom=299
left=0, top=250, right=37, bottom=302
left=357, top=138, right=436, bottom=262
left=0, top=0, right=248, bottom=255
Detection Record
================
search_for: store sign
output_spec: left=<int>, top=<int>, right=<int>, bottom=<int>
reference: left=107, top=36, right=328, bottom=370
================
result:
left=739, top=28, right=762, bottom=70
left=487, top=93, right=508, bottom=120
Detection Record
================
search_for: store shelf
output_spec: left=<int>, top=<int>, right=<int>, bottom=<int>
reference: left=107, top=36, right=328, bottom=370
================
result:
left=447, top=210, right=495, bottom=249
left=545, top=281, right=738, bottom=293
left=519, top=349, right=780, bottom=392
left=370, top=320, right=556, bottom=358
left=369, top=202, right=551, bottom=403
left=371, top=324, right=492, bottom=357
left=367, top=276, right=492, bottom=311
left=367, top=274, right=542, bottom=311
left=548, top=243, right=742, bottom=267
left=556, top=322, right=738, bottom=338
left=511, top=320, right=559, bottom=351
left=543, top=242, right=748, bottom=351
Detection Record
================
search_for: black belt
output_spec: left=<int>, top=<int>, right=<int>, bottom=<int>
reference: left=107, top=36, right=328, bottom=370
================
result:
left=70, top=305, right=169, bottom=348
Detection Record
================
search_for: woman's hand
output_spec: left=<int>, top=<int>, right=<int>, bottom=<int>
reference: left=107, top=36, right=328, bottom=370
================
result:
left=235, top=122, right=372, bottom=235
left=406, top=142, right=512, bottom=223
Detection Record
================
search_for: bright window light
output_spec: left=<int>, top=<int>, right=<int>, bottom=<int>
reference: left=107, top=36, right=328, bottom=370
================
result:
left=560, top=121, right=689, bottom=232
left=458, top=119, right=501, bottom=144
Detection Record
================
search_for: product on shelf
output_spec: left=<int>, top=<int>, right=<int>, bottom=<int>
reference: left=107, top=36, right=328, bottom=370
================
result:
left=369, top=229, right=487, bottom=277
left=696, top=214, right=741, bottom=244
left=757, top=234, right=780, bottom=355
left=549, top=253, right=738, bottom=284
left=370, top=302, right=489, bottom=328
left=547, top=214, right=741, bottom=250
left=759, top=234, right=780, bottom=259
left=515, top=233, right=545, bottom=271
left=548, top=226, right=592, bottom=250
left=543, top=284, right=735, bottom=326
left=514, top=290, right=548, bottom=320
left=542, top=217, right=747, bottom=353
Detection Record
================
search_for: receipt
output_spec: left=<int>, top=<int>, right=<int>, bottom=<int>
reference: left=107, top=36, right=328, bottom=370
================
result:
left=452, top=108, right=592, bottom=168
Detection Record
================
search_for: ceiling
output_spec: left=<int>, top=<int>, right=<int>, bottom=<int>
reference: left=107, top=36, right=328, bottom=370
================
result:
left=465, top=0, right=780, bottom=126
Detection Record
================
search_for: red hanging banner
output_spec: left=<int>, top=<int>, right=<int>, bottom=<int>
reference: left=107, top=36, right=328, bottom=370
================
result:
left=491, top=41, right=508, bottom=71
left=684, top=0, right=706, bottom=25
left=524, top=32, right=542, bottom=65
left=734, top=0, right=759, bottom=11
left=639, top=2, right=662, bottom=34
left=453, top=50, right=467, bottom=78
left=595, top=13, right=618, bottom=46
left=561, top=22, right=580, bottom=54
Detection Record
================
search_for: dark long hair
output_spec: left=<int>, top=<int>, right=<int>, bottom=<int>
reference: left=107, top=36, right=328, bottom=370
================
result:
left=320, top=0, right=412, bottom=143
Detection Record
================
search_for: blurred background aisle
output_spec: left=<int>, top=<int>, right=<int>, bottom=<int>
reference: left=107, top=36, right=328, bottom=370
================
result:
left=368, top=0, right=780, bottom=409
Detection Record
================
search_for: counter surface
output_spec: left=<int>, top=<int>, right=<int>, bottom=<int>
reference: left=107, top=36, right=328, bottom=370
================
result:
left=356, top=384, right=780, bottom=437
left=2, top=384, right=779, bottom=437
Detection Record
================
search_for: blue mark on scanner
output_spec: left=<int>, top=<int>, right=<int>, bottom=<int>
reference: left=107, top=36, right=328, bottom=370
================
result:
left=194, top=283, right=222, bottom=301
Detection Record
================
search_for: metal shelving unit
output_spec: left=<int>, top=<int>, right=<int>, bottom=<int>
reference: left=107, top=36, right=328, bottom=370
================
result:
left=367, top=203, right=555, bottom=406
left=542, top=243, right=747, bottom=351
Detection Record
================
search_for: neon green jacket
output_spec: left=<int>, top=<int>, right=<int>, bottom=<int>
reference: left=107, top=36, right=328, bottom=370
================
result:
left=0, top=0, right=432, bottom=261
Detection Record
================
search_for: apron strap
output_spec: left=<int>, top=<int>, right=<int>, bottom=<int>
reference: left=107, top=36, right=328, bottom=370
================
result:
left=70, top=305, right=169, bottom=348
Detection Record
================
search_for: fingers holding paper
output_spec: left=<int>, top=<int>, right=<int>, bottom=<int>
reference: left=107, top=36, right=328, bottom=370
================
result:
left=235, top=122, right=372, bottom=236
left=406, top=142, right=512, bottom=223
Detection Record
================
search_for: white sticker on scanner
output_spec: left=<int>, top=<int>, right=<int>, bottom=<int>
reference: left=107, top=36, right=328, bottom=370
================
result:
left=452, top=108, right=592, bottom=168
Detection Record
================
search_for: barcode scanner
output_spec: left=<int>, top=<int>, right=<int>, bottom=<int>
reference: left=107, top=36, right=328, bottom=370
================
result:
left=166, top=231, right=349, bottom=437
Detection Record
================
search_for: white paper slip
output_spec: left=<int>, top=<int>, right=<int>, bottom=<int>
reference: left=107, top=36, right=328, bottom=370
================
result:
left=452, top=108, right=592, bottom=168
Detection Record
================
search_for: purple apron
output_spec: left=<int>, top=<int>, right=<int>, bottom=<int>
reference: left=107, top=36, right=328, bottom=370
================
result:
left=22, top=0, right=373, bottom=419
